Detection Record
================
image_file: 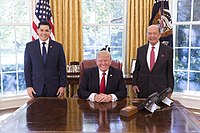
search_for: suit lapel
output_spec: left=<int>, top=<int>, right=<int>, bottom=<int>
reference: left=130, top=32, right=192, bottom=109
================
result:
left=95, top=67, right=100, bottom=92
left=153, top=44, right=164, bottom=71
left=35, top=39, right=44, bottom=64
left=142, top=44, right=149, bottom=71
left=46, top=39, right=53, bottom=64
left=106, top=67, right=113, bottom=92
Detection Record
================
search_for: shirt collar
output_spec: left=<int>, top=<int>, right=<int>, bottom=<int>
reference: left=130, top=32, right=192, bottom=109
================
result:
left=98, top=69, right=109, bottom=76
left=39, top=38, right=50, bottom=45
left=148, top=41, right=160, bottom=50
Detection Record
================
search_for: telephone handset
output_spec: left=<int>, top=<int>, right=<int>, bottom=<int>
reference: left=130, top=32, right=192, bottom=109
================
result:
left=138, top=92, right=159, bottom=111
left=156, top=87, right=172, bottom=104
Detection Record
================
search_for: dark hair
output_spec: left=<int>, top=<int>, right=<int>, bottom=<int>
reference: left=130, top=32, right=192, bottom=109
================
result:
left=38, top=21, right=51, bottom=29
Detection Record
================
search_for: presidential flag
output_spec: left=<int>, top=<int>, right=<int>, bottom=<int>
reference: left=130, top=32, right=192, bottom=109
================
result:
left=149, top=0, right=173, bottom=47
left=32, top=0, right=55, bottom=40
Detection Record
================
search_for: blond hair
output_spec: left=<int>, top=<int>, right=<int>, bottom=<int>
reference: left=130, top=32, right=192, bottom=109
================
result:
left=96, top=50, right=111, bottom=59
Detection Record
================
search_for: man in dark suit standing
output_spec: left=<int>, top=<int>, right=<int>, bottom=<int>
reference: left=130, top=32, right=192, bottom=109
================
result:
left=24, top=21, right=67, bottom=98
left=78, top=50, right=127, bottom=102
left=132, top=25, right=174, bottom=98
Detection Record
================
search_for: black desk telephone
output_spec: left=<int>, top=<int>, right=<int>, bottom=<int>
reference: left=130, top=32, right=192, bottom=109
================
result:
left=138, top=87, right=173, bottom=111
left=138, top=92, right=159, bottom=111
left=156, top=87, right=172, bottom=104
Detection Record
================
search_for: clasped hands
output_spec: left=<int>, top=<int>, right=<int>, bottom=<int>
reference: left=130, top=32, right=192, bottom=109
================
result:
left=94, top=93, right=112, bottom=103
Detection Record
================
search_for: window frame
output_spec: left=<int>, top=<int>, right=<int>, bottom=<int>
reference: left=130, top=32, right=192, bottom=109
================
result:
left=82, top=0, right=127, bottom=63
left=172, top=0, right=200, bottom=94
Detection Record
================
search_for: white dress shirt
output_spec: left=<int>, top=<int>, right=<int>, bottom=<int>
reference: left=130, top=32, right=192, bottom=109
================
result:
left=88, top=69, right=118, bottom=102
left=147, top=42, right=160, bottom=70
left=39, top=39, right=49, bottom=55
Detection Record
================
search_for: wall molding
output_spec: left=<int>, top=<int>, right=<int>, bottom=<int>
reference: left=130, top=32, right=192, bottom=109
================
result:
left=172, top=92, right=200, bottom=110
left=0, top=95, right=30, bottom=110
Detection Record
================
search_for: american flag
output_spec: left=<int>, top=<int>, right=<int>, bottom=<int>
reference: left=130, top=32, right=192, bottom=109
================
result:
left=32, top=0, right=55, bottom=40
left=149, top=0, right=173, bottom=47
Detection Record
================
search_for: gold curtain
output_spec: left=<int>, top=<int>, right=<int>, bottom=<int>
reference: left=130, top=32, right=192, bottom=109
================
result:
left=125, top=0, right=154, bottom=73
left=50, top=0, right=83, bottom=64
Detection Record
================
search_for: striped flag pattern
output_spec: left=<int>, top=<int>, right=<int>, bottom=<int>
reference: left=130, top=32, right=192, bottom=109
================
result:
left=32, top=0, right=55, bottom=40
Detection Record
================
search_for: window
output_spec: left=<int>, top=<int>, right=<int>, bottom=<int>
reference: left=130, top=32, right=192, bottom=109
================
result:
left=0, top=0, right=31, bottom=96
left=1, top=0, right=200, bottom=98
left=82, top=0, right=126, bottom=62
left=173, top=0, right=200, bottom=94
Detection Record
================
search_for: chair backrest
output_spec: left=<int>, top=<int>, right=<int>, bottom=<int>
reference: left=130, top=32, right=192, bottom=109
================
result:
left=79, top=59, right=122, bottom=82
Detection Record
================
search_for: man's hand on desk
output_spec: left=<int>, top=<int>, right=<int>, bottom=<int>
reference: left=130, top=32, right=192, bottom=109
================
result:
left=132, top=85, right=140, bottom=95
left=27, top=87, right=36, bottom=99
left=94, top=94, right=112, bottom=103
left=57, top=87, right=65, bottom=98
left=167, top=92, right=172, bottom=98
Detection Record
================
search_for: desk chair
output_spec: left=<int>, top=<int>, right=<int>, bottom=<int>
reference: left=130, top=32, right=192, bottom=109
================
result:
left=72, top=59, right=122, bottom=98
left=79, top=59, right=122, bottom=81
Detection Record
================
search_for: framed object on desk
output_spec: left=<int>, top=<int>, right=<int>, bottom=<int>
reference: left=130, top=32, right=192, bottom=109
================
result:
left=130, top=59, right=136, bottom=75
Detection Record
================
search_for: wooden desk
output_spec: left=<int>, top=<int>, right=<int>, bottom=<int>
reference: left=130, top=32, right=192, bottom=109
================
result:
left=124, top=74, right=132, bottom=85
left=0, top=98, right=199, bottom=133
left=67, top=75, right=80, bottom=85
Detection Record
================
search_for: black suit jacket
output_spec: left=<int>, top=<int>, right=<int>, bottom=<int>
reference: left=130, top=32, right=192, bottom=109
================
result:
left=24, top=39, right=67, bottom=97
left=132, top=43, right=174, bottom=98
left=78, top=66, right=127, bottom=100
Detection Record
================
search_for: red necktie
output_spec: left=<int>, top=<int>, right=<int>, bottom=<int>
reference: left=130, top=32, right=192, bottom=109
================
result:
left=100, top=73, right=106, bottom=93
left=150, top=47, right=155, bottom=71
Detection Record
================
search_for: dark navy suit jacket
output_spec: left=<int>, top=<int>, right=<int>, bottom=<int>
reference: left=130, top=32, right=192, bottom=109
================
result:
left=78, top=66, right=127, bottom=100
left=24, top=39, right=67, bottom=97
left=132, top=43, right=174, bottom=98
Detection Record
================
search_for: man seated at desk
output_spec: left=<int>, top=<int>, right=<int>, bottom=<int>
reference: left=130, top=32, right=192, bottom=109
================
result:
left=78, top=50, right=127, bottom=102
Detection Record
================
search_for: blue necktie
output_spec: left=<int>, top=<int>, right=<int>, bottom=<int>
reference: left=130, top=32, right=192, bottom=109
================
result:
left=42, top=42, right=47, bottom=64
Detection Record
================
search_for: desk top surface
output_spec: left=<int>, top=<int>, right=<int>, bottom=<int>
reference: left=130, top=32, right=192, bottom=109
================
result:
left=0, top=98, right=199, bottom=133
